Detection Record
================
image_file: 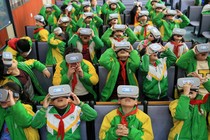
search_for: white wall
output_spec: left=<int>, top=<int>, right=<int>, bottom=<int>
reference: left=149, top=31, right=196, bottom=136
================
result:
left=42, top=0, right=52, bottom=4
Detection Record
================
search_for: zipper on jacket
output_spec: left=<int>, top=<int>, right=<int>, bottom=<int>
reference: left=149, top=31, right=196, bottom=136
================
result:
left=158, top=81, right=161, bottom=99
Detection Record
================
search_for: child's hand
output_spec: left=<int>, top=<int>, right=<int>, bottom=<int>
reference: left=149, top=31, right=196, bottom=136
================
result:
left=182, top=83, right=192, bottom=96
left=69, top=92, right=81, bottom=105
left=67, top=65, right=76, bottom=78
left=8, top=90, right=15, bottom=106
left=43, top=94, right=51, bottom=109
left=176, top=10, right=183, bottom=16
left=116, top=124, right=129, bottom=136
left=43, top=69, right=51, bottom=78
left=75, top=63, right=84, bottom=78
left=159, top=46, right=166, bottom=52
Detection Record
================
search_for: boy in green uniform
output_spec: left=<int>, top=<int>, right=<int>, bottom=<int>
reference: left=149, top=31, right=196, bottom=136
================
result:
left=91, top=0, right=102, bottom=16
left=99, top=41, right=140, bottom=101
left=31, top=84, right=97, bottom=140
left=99, top=85, right=154, bottom=139
left=33, top=15, right=49, bottom=42
left=149, top=3, right=166, bottom=22
left=153, top=9, right=190, bottom=41
left=168, top=77, right=210, bottom=140
left=140, top=43, right=177, bottom=100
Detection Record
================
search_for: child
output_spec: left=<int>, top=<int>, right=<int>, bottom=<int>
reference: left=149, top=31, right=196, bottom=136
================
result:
left=33, top=15, right=49, bottom=42
left=149, top=3, right=166, bottom=23
left=165, top=28, right=188, bottom=58
left=101, top=0, right=126, bottom=24
left=68, top=28, right=104, bottom=65
left=0, top=52, right=51, bottom=103
left=145, top=0, right=164, bottom=11
left=0, top=82, right=39, bottom=140
left=202, top=0, right=210, bottom=14
left=101, top=24, right=137, bottom=48
left=4, top=36, right=32, bottom=62
left=31, top=84, right=97, bottom=140
left=137, top=27, right=162, bottom=56
left=107, top=13, right=119, bottom=27
left=99, top=85, right=154, bottom=139
left=46, top=27, right=66, bottom=65
left=99, top=41, right=140, bottom=101
left=140, top=43, right=177, bottom=100
left=153, top=9, right=190, bottom=41
left=134, top=10, right=154, bottom=41
left=91, top=0, right=102, bottom=16
left=168, top=77, right=210, bottom=140
left=53, top=48, right=99, bottom=101
left=39, top=4, right=61, bottom=27
left=130, top=2, right=142, bottom=26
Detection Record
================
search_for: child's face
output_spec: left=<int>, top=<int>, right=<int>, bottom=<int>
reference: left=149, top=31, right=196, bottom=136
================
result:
left=114, top=30, right=124, bottom=38
left=84, top=6, right=91, bottom=12
left=35, top=20, right=44, bottom=27
left=117, top=49, right=130, bottom=61
left=118, top=97, right=137, bottom=107
left=148, top=34, right=155, bottom=41
left=46, top=7, right=52, bottom=13
left=109, top=18, right=118, bottom=26
left=155, top=7, right=163, bottom=13
left=51, top=97, right=70, bottom=109
left=165, top=15, right=174, bottom=20
left=149, top=52, right=159, bottom=61
left=196, top=52, right=209, bottom=61
left=0, top=99, right=10, bottom=108
left=173, top=34, right=183, bottom=41
left=91, top=0, right=97, bottom=6
left=6, top=60, right=18, bottom=75
left=80, top=34, right=91, bottom=44
left=138, top=16, right=147, bottom=23
left=136, top=7, right=141, bottom=14
left=110, top=4, right=117, bottom=10
left=85, top=17, right=93, bottom=24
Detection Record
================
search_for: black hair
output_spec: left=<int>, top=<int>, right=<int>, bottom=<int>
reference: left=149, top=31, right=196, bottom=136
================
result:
left=61, top=4, right=68, bottom=12
left=16, top=39, right=30, bottom=52
left=130, top=5, right=142, bottom=24
left=64, top=45, right=80, bottom=57
left=0, top=56, right=5, bottom=80
left=168, top=34, right=185, bottom=42
left=3, top=82, right=21, bottom=95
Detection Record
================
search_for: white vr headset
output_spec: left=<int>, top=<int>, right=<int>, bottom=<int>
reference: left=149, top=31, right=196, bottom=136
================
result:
left=65, top=53, right=83, bottom=64
left=49, top=85, right=72, bottom=99
left=117, top=85, right=139, bottom=99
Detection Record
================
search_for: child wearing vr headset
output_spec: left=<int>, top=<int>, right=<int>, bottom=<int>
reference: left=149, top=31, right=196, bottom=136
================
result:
left=31, top=84, right=97, bottom=140
left=168, top=77, right=210, bottom=140
left=4, top=36, right=33, bottom=62
left=99, top=85, right=154, bottom=139
left=0, top=82, right=39, bottom=140
left=140, top=43, right=177, bottom=101
left=53, top=47, right=98, bottom=101
left=99, top=41, right=140, bottom=101
left=0, top=52, right=51, bottom=104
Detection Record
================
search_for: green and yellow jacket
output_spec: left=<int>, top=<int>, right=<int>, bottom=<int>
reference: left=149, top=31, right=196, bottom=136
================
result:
left=91, top=5, right=102, bottom=16
left=101, top=2, right=126, bottom=24
left=145, top=0, right=164, bottom=11
left=153, top=13, right=190, bottom=41
left=169, top=92, right=210, bottom=140
left=0, top=101, right=33, bottom=140
left=134, top=21, right=153, bottom=41
left=101, top=28, right=137, bottom=48
left=99, top=106, right=154, bottom=140
left=31, top=103, right=97, bottom=140
left=39, top=5, right=61, bottom=27
left=46, top=33, right=65, bottom=65
left=98, top=48, right=140, bottom=101
left=52, top=59, right=99, bottom=99
left=33, top=26, right=49, bottom=42
left=140, top=49, right=177, bottom=99
left=68, top=34, right=104, bottom=64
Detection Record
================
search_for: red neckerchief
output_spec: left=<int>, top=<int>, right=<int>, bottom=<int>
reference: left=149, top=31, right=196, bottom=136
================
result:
left=143, top=24, right=149, bottom=38
left=170, top=41, right=183, bottom=57
left=119, top=60, right=127, bottom=84
left=54, top=104, right=76, bottom=140
left=142, top=39, right=150, bottom=48
left=153, top=62, right=157, bottom=67
left=117, top=106, right=138, bottom=140
left=71, top=73, right=77, bottom=92
left=33, top=27, right=44, bottom=34
left=190, top=93, right=210, bottom=113
left=114, top=37, right=124, bottom=42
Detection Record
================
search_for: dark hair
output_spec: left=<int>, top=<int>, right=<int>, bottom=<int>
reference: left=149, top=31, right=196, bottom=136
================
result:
left=61, top=4, right=68, bottom=12
left=130, top=5, right=142, bottom=24
left=0, top=56, right=5, bottom=80
left=3, top=82, right=21, bottom=94
left=16, top=39, right=30, bottom=52
left=168, top=34, right=185, bottom=42
left=64, top=46, right=80, bottom=57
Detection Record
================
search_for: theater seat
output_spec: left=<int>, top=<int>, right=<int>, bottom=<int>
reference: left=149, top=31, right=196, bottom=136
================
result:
left=98, top=66, right=108, bottom=96
left=37, top=42, right=49, bottom=64
left=27, top=41, right=38, bottom=60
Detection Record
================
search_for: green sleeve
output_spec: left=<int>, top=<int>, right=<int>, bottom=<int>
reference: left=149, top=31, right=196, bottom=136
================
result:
left=101, top=3, right=109, bottom=14
left=103, top=127, right=118, bottom=140
left=93, top=16, right=103, bottom=28
left=128, top=50, right=140, bottom=72
left=52, top=4, right=61, bottom=18
left=99, top=48, right=117, bottom=71
left=23, top=59, right=46, bottom=72
left=117, top=1, right=126, bottom=13
left=31, top=107, right=47, bottom=128
left=127, top=127, right=143, bottom=140
left=39, top=6, right=46, bottom=17
left=80, top=104, right=97, bottom=121
left=126, top=28, right=138, bottom=45
left=178, top=14, right=190, bottom=28
left=70, top=19, right=78, bottom=33
left=173, top=95, right=190, bottom=120
left=195, top=0, right=201, bottom=6
left=72, top=2, right=81, bottom=15
left=153, top=13, right=164, bottom=27
left=176, top=49, right=195, bottom=70
left=9, top=101, right=33, bottom=127
left=140, top=54, right=150, bottom=73
left=68, top=34, right=79, bottom=47
left=32, top=95, right=45, bottom=102
left=145, top=0, right=151, bottom=9
left=101, top=28, right=113, bottom=48
left=92, top=36, right=104, bottom=50
left=63, top=0, right=70, bottom=5
left=76, top=18, right=84, bottom=28
left=53, top=62, right=70, bottom=85
left=162, top=48, right=177, bottom=68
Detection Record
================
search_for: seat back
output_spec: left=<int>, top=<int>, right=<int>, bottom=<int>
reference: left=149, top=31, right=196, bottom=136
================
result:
left=27, top=41, right=38, bottom=60
left=185, top=41, right=193, bottom=49
left=55, top=1, right=63, bottom=8
left=198, top=14, right=210, bottom=36
left=187, top=6, right=202, bottom=21
left=147, top=102, right=173, bottom=140
left=94, top=103, right=143, bottom=140
left=171, top=0, right=179, bottom=9
left=36, top=105, right=87, bottom=140
left=133, top=41, right=140, bottom=50
left=25, top=25, right=36, bottom=39
left=178, top=0, right=194, bottom=12
left=98, top=66, right=109, bottom=96
left=37, top=42, right=49, bottom=64
left=32, top=65, right=53, bottom=92
left=167, top=66, right=175, bottom=99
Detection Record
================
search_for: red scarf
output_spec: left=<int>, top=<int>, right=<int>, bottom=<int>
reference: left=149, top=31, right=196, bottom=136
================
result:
left=114, top=37, right=124, bottom=42
left=190, top=93, right=210, bottom=113
left=33, top=27, right=44, bottom=34
left=170, top=41, right=183, bottom=57
left=54, top=104, right=76, bottom=140
left=142, top=39, right=150, bottom=48
left=119, top=60, right=127, bottom=85
left=71, top=73, right=77, bottom=92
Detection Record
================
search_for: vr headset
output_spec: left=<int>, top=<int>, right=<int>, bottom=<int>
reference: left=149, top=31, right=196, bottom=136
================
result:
left=0, top=89, right=19, bottom=102
left=49, top=85, right=71, bottom=99
left=196, top=44, right=210, bottom=53
left=148, top=43, right=162, bottom=53
left=109, top=0, right=119, bottom=4
left=2, top=52, right=13, bottom=75
left=84, top=12, right=94, bottom=18
left=117, top=85, right=139, bottom=99
left=172, top=28, right=186, bottom=36
left=114, top=41, right=131, bottom=52
left=177, top=77, right=200, bottom=90
left=65, top=53, right=83, bottom=64
left=79, top=28, right=92, bottom=36
left=113, top=24, right=126, bottom=32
